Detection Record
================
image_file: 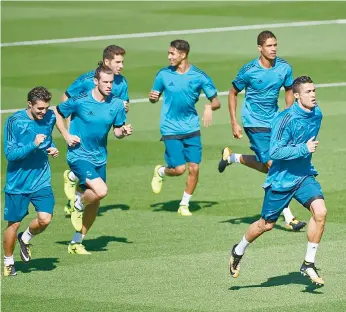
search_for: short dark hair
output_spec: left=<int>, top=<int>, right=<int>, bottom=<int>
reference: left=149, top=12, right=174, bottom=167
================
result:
left=293, top=76, right=314, bottom=93
left=103, top=45, right=126, bottom=60
left=27, top=87, right=52, bottom=104
left=257, top=30, right=276, bottom=46
left=170, top=39, right=190, bottom=55
left=94, top=65, right=113, bottom=80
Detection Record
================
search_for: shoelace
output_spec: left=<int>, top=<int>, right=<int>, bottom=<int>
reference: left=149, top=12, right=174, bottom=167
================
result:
left=232, top=252, right=242, bottom=268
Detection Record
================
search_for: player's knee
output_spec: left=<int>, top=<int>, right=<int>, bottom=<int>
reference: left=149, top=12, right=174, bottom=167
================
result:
left=95, top=185, right=108, bottom=200
left=264, top=222, right=275, bottom=231
left=174, top=165, right=186, bottom=176
left=314, top=206, right=327, bottom=224
left=7, top=221, right=21, bottom=232
left=38, top=214, right=52, bottom=227
left=258, top=219, right=275, bottom=232
left=188, top=163, right=199, bottom=176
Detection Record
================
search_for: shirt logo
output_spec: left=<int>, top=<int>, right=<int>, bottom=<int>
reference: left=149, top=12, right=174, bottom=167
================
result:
left=257, top=79, right=263, bottom=84
left=86, top=171, right=92, bottom=178
left=87, top=111, right=94, bottom=116
left=168, top=82, right=175, bottom=87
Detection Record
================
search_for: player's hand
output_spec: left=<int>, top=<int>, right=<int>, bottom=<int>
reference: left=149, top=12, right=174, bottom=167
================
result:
left=202, top=104, right=213, bottom=127
left=149, top=91, right=160, bottom=103
left=124, top=101, right=130, bottom=113
left=34, top=134, right=46, bottom=146
left=122, top=124, right=133, bottom=136
left=46, top=147, right=59, bottom=158
left=306, top=136, right=319, bottom=153
left=232, top=123, right=243, bottom=139
left=66, top=134, right=80, bottom=147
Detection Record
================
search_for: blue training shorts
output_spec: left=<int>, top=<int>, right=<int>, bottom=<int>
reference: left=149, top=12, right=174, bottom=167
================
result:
left=4, top=186, right=55, bottom=222
left=164, top=136, right=202, bottom=168
left=68, top=160, right=106, bottom=190
left=261, top=176, right=324, bottom=222
left=244, top=127, right=271, bottom=164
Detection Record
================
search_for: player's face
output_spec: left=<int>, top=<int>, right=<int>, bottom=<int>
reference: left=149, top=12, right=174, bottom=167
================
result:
left=95, top=72, right=114, bottom=96
left=105, top=55, right=124, bottom=75
left=258, top=37, right=277, bottom=60
left=27, top=100, right=50, bottom=120
left=295, top=83, right=316, bottom=109
left=168, top=47, right=185, bottom=66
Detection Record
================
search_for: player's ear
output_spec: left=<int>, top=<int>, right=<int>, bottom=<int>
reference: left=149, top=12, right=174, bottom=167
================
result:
left=27, top=101, right=33, bottom=108
left=293, top=92, right=300, bottom=100
left=257, top=45, right=262, bottom=54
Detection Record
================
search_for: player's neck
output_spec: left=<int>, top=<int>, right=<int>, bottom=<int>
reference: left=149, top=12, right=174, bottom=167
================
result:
left=92, top=88, right=106, bottom=103
left=297, top=100, right=313, bottom=113
left=175, top=61, right=190, bottom=74
left=259, top=56, right=275, bottom=69
left=25, top=109, right=35, bottom=120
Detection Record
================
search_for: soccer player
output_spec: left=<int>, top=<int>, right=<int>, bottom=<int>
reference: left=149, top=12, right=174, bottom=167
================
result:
left=62, top=45, right=129, bottom=216
left=3, top=87, right=59, bottom=276
left=218, top=30, right=306, bottom=231
left=228, top=76, right=326, bottom=286
left=53, top=65, right=132, bottom=255
left=150, top=39, right=221, bottom=216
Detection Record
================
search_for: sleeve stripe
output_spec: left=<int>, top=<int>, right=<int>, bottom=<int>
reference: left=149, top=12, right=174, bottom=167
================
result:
left=56, top=106, right=67, bottom=118
left=114, top=122, right=125, bottom=128
left=232, top=82, right=242, bottom=93
left=207, top=92, right=217, bottom=101
left=191, top=67, right=210, bottom=80
left=276, top=114, right=292, bottom=140
left=6, top=116, right=17, bottom=142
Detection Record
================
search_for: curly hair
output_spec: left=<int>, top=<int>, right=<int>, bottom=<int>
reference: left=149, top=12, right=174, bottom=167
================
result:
left=27, top=87, right=52, bottom=104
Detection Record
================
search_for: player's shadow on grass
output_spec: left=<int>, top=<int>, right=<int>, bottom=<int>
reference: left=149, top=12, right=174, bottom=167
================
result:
left=83, top=235, right=133, bottom=251
left=56, top=235, right=132, bottom=252
left=16, top=257, right=59, bottom=273
left=229, top=272, right=324, bottom=294
left=151, top=200, right=218, bottom=213
left=220, top=214, right=299, bottom=232
left=98, top=204, right=130, bottom=216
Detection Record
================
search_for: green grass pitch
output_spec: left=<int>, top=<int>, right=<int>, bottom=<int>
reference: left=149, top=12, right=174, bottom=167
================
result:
left=1, top=2, right=346, bottom=311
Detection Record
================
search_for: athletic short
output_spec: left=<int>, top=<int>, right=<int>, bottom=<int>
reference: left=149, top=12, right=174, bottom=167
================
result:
left=244, top=127, right=271, bottom=164
left=163, top=136, right=202, bottom=168
left=68, top=160, right=106, bottom=190
left=4, top=186, right=55, bottom=222
left=261, top=176, right=324, bottom=222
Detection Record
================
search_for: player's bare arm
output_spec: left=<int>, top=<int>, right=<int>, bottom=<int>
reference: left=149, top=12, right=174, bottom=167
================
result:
left=228, top=87, right=243, bottom=139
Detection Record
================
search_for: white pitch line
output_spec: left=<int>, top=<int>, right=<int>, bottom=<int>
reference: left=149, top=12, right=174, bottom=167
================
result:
left=1, top=82, right=345, bottom=114
left=1, top=19, right=346, bottom=47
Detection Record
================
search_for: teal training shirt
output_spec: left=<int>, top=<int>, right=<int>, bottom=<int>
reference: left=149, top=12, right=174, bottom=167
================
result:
left=264, top=102, right=322, bottom=191
left=57, top=90, right=126, bottom=166
left=4, top=109, right=56, bottom=194
left=152, top=65, right=217, bottom=136
left=232, top=57, right=293, bottom=128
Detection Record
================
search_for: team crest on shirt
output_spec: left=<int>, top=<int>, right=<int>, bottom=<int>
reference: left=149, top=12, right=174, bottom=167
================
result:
left=20, top=123, right=30, bottom=135
left=109, top=109, right=115, bottom=116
